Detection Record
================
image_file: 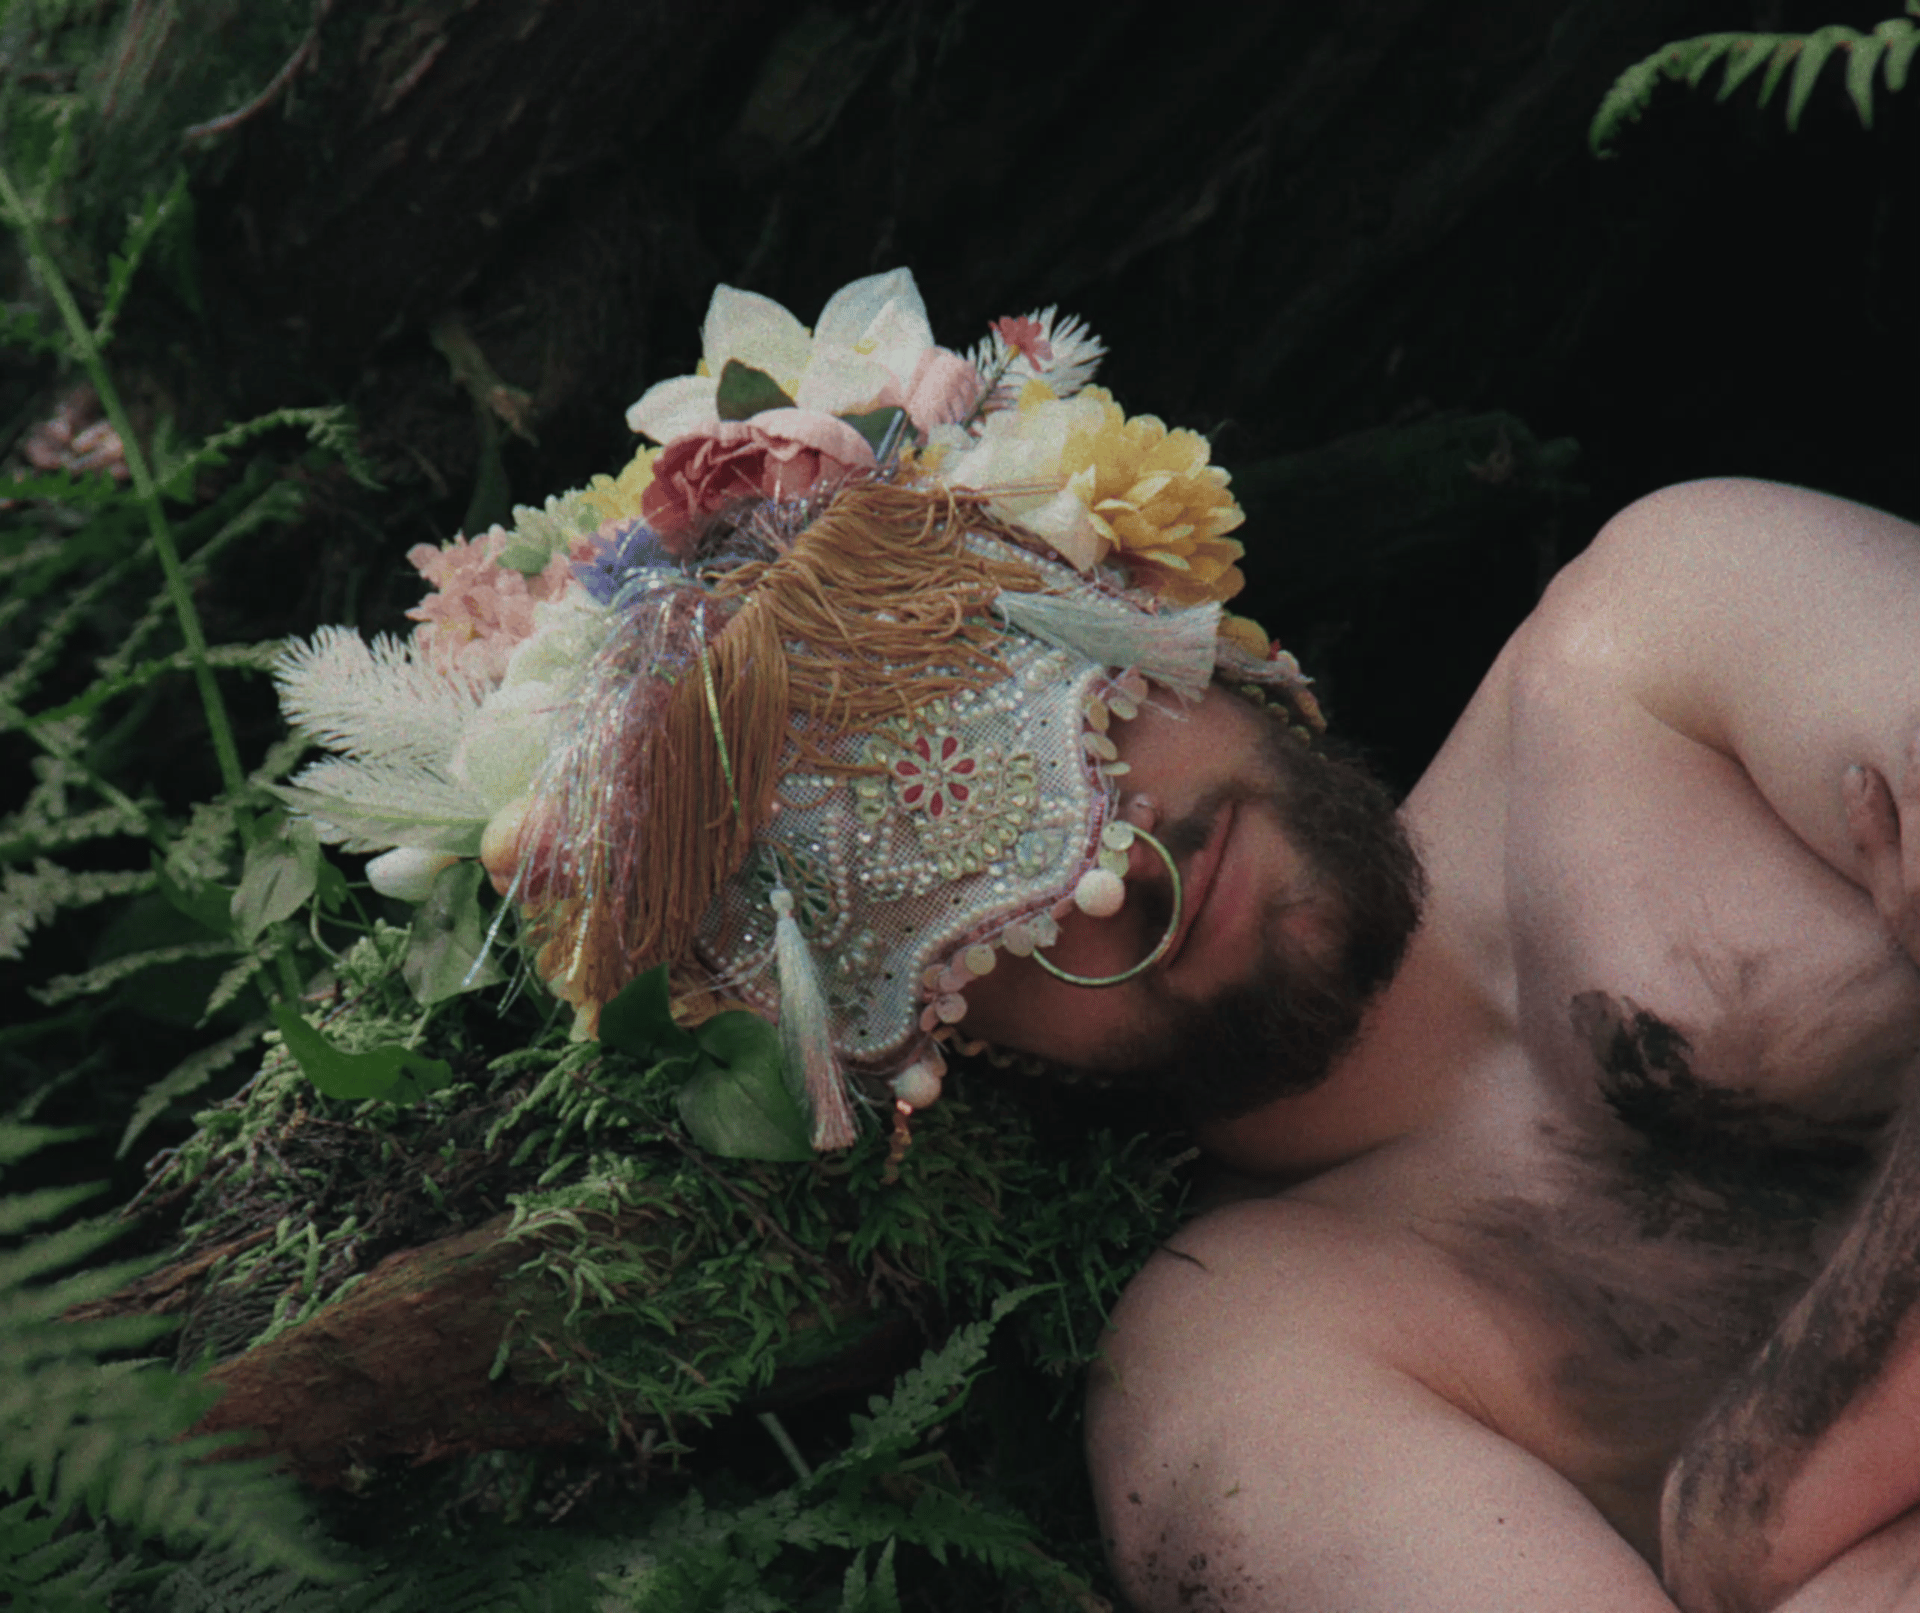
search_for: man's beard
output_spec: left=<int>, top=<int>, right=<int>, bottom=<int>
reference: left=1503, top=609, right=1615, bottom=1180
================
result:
left=1125, top=719, right=1426, bottom=1124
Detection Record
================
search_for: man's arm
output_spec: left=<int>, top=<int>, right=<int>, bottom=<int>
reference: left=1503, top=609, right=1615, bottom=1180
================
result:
left=1536, top=480, right=1920, bottom=1610
left=1530, top=476, right=1920, bottom=894
left=1087, top=1199, right=1679, bottom=1613
left=1659, top=757, right=1920, bottom=1613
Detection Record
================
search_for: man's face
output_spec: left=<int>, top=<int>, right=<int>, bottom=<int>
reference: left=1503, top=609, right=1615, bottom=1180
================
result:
left=957, top=685, right=1424, bottom=1119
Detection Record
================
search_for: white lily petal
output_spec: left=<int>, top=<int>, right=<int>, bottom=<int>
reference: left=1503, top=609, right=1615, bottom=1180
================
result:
left=813, top=269, right=926, bottom=350
left=857, top=298, right=937, bottom=384
left=1017, top=488, right=1107, bottom=571
left=794, top=349, right=900, bottom=415
left=702, top=286, right=813, bottom=391
left=626, top=375, right=719, bottom=442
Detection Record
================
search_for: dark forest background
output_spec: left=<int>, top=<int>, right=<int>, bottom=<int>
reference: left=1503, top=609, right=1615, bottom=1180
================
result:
left=13, top=0, right=1919, bottom=807
left=5, top=0, right=1920, bottom=1603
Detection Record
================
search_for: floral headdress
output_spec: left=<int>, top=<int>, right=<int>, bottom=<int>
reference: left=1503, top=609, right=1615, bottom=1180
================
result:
left=275, top=270, right=1319, bottom=1156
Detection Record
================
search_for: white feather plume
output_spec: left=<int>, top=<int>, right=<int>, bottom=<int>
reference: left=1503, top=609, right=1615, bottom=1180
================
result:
left=272, top=628, right=490, bottom=852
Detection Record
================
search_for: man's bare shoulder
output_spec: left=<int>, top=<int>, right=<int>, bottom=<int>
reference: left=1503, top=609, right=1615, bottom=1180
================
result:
left=1087, top=1195, right=1675, bottom=1611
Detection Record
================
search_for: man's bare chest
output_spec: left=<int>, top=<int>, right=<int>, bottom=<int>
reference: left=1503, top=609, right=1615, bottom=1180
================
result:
left=1505, top=710, right=1920, bottom=1116
left=1402, top=687, right=1920, bottom=1553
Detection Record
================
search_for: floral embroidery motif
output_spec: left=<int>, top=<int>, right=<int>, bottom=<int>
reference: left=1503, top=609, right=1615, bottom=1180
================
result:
left=891, top=731, right=980, bottom=819
left=852, top=701, right=1041, bottom=882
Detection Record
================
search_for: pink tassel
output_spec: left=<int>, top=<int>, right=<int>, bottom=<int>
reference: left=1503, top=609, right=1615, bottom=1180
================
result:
left=772, top=887, right=858, bottom=1150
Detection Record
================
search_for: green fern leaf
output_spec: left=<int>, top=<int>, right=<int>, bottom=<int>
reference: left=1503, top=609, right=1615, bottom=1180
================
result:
left=29, top=938, right=236, bottom=1006
left=1878, top=16, right=1920, bottom=91
left=1713, top=34, right=1788, bottom=101
left=1592, top=19, right=1920, bottom=151
left=119, top=1018, right=267, bottom=1159
left=1785, top=26, right=1860, bottom=128
left=0, top=1153, right=342, bottom=1586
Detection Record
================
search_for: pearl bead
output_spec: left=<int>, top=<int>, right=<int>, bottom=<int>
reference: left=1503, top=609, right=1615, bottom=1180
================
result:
left=892, top=1054, right=945, bottom=1108
left=1073, top=867, right=1126, bottom=917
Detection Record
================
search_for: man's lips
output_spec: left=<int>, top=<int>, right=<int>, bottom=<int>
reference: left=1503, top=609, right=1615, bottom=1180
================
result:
left=1161, top=801, right=1235, bottom=971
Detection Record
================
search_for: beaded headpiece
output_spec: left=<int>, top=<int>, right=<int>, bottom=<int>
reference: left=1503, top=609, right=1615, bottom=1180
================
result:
left=275, top=270, right=1320, bottom=1155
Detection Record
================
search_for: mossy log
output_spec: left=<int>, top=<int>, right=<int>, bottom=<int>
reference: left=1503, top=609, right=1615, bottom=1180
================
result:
left=78, top=1207, right=916, bottom=1488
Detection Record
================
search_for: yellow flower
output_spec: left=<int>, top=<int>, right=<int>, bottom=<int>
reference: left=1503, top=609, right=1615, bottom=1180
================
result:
left=1218, top=612, right=1272, bottom=659
left=582, top=446, right=660, bottom=524
left=1059, top=389, right=1245, bottom=605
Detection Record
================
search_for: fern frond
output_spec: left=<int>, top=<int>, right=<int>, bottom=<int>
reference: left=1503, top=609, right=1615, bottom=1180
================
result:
left=30, top=938, right=235, bottom=1006
left=0, top=1506, right=139, bottom=1613
left=31, top=641, right=281, bottom=730
left=1592, top=18, right=1920, bottom=153
left=0, top=1151, right=342, bottom=1589
left=0, top=860, right=153, bottom=960
left=119, top=1018, right=268, bottom=1159
left=97, top=479, right=309, bottom=681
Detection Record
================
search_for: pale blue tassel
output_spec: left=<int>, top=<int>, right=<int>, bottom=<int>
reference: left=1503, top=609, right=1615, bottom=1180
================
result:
left=993, top=591, right=1220, bottom=701
left=771, top=887, right=857, bottom=1150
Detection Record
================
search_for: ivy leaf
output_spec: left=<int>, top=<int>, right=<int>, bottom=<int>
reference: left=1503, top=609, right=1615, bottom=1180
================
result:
left=677, top=1011, right=812, bottom=1161
left=270, top=1002, right=452, bottom=1103
left=402, top=860, right=504, bottom=1004
left=597, top=964, right=696, bottom=1061
left=230, top=826, right=317, bottom=943
left=714, top=360, right=796, bottom=421
left=838, top=406, right=906, bottom=454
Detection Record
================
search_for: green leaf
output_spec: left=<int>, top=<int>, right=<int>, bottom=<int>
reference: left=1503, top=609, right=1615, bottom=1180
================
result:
left=1757, top=37, right=1802, bottom=109
left=153, top=856, right=234, bottom=938
left=401, top=860, right=503, bottom=1004
left=493, top=539, right=552, bottom=574
left=597, top=964, right=696, bottom=1061
left=270, top=1002, right=452, bottom=1103
left=839, top=1538, right=901, bottom=1613
left=714, top=360, right=797, bottom=421
left=230, top=827, right=316, bottom=944
left=1714, top=34, right=1782, bottom=102
left=1880, top=18, right=1920, bottom=92
left=676, top=1012, right=812, bottom=1161
left=838, top=407, right=907, bottom=453
left=1786, top=26, right=1860, bottom=130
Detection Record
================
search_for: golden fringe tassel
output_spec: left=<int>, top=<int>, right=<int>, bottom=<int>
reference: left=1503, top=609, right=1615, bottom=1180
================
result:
left=538, top=481, right=1048, bottom=1013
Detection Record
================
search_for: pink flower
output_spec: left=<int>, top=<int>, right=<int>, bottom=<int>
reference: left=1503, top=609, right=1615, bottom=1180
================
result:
left=900, top=347, right=981, bottom=432
left=407, top=527, right=594, bottom=684
left=992, top=315, right=1053, bottom=365
left=640, top=408, right=877, bottom=553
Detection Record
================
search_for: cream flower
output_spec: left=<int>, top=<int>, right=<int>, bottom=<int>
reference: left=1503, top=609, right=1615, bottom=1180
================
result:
left=944, top=385, right=1244, bottom=600
left=941, top=382, right=1108, bottom=568
left=625, top=269, right=973, bottom=443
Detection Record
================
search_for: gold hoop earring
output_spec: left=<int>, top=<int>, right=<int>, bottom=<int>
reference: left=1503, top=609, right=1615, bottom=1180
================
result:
left=1032, top=826, right=1183, bottom=987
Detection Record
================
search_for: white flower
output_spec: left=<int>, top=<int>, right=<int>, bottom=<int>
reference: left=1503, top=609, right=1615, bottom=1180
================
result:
left=366, top=847, right=459, bottom=902
left=626, top=269, right=943, bottom=442
left=451, top=594, right=609, bottom=815
left=941, top=386, right=1113, bottom=570
left=967, top=307, right=1106, bottom=402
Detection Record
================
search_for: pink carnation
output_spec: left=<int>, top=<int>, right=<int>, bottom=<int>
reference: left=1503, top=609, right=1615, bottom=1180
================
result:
left=407, top=526, right=595, bottom=685
left=641, top=408, right=877, bottom=554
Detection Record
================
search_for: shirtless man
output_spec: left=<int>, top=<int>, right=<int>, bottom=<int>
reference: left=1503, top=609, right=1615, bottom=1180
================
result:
left=961, top=476, right=1920, bottom=1611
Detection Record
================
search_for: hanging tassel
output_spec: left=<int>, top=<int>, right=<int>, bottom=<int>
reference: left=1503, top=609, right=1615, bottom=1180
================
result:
left=771, top=886, right=858, bottom=1150
left=993, top=590, right=1220, bottom=701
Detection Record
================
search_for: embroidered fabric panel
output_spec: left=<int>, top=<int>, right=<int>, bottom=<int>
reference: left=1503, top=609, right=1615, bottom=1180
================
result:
left=695, top=635, right=1111, bottom=1070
